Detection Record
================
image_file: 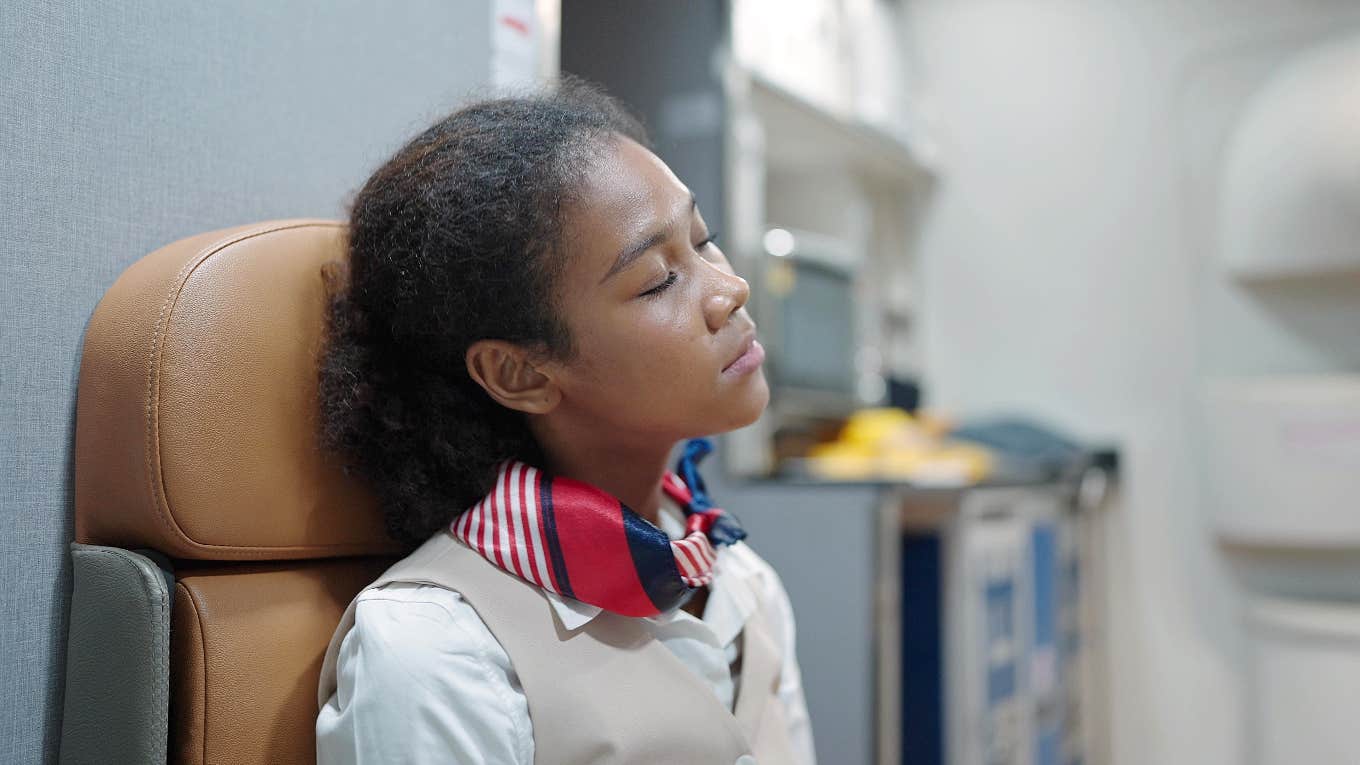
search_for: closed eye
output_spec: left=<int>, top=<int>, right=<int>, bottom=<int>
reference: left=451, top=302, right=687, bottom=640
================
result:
left=696, top=232, right=719, bottom=250
left=639, top=271, right=678, bottom=298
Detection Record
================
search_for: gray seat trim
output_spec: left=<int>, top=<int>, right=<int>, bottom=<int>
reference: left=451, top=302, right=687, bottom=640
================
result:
left=59, top=544, right=172, bottom=764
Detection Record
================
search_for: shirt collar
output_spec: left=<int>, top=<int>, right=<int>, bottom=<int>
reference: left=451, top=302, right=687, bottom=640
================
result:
left=544, top=589, right=603, bottom=631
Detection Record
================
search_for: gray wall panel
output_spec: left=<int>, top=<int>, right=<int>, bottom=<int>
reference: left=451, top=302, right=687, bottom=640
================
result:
left=711, top=472, right=882, bottom=765
left=561, top=0, right=728, bottom=236
left=0, top=3, right=492, bottom=761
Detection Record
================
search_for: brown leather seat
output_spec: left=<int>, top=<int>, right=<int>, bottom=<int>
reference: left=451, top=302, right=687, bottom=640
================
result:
left=67, top=220, right=399, bottom=764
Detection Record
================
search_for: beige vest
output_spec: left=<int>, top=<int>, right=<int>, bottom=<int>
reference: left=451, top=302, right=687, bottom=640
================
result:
left=319, top=531, right=797, bottom=765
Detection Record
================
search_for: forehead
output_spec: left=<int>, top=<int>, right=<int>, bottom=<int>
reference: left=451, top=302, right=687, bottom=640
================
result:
left=562, top=136, right=693, bottom=270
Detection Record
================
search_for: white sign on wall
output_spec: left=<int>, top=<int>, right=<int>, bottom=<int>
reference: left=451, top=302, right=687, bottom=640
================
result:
left=491, top=0, right=540, bottom=89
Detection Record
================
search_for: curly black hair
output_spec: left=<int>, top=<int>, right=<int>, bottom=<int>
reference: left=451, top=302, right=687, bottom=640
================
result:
left=319, top=80, right=649, bottom=550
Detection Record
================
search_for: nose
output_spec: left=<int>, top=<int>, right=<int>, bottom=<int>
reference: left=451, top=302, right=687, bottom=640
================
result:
left=701, top=262, right=750, bottom=333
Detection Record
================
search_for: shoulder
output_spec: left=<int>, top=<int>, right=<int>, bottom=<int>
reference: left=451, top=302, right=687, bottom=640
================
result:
left=345, top=582, right=513, bottom=684
left=352, top=583, right=479, bottom=645
left=353, top=580, right=470, bottom=619
left=318, top=582, right=533, bottom=764
left=719, top=541, right=799, bottom=640
left=721, top=540, right=789, bottom=604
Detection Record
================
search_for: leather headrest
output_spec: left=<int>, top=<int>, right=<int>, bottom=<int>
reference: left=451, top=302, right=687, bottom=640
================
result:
left=74, top=220, right=398, bottom=560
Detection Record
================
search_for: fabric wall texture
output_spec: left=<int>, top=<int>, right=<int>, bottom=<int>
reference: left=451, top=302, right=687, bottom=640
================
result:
left=0, top=3, right=491, bottom=761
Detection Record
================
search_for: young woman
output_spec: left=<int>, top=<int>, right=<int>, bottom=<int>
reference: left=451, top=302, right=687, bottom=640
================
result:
left=315, top=81, right=814, bottom=764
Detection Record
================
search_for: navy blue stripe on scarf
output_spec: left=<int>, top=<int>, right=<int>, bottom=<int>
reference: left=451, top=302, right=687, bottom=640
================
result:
left=621, top=508, right=690, bottom=613
left=538, top=473, right=574, bottom=599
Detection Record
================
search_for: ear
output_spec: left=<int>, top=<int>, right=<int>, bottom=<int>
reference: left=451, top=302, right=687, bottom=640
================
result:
left=465, top=339, right=561, bottom=415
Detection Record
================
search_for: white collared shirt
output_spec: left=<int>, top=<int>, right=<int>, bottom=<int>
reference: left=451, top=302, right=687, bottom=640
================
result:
left=317, top=502, right=816, bottom=764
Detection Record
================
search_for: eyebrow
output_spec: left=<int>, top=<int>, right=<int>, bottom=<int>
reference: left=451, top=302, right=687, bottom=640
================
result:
left=599, top=194, right=697, bottom=285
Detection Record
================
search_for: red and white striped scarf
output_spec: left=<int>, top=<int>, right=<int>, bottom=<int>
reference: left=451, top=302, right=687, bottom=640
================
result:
left=448, top=442, right=746, bottom=617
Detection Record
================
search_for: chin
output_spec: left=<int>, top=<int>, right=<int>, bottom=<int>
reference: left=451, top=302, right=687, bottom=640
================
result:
left=714, top=371, right=770, bottom=433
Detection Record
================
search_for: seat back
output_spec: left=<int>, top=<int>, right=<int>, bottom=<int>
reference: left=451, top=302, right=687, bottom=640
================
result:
left=62, top=221, right=399, bottom=764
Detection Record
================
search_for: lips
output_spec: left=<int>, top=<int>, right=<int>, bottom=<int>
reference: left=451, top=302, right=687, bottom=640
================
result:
left=722, top=333, right=765, bottom=376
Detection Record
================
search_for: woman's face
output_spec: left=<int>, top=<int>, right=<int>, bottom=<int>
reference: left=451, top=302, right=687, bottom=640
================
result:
left=543, top=135, right=769, bottom=443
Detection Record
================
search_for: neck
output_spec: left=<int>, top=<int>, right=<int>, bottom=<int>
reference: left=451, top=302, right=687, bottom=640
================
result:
left=527, top=416, right=675, bottom=525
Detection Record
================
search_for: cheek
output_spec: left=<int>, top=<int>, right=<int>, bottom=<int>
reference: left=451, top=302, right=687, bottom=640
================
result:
left=571, top=306, right=706, bottom=390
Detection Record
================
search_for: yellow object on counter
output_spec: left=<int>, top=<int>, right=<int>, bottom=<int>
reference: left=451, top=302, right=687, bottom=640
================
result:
left=804, top=408, right=994, bottom=485
left=838, top=407, right=914, bottom=446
